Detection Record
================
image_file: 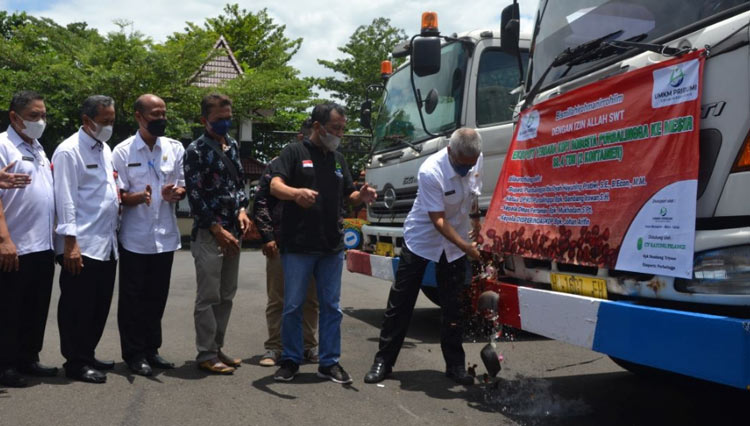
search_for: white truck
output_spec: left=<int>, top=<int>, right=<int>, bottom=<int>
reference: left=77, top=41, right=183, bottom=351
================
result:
left=348, top=1, right=750, bottom=390
left=351, top=14, right=529, bottom=302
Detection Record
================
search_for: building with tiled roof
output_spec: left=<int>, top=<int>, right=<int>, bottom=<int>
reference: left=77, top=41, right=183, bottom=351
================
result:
left=192, top=36, right=244, bottom=88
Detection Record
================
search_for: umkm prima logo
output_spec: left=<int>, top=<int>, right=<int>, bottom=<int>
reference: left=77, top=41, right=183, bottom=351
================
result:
left=669, top=67, right=685, bottom=87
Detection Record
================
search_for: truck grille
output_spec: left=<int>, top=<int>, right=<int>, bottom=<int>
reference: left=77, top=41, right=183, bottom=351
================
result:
left=369, top=186, right=418, bottom=217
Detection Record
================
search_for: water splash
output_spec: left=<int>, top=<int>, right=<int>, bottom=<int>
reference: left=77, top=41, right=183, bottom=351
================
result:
left=482, top=374, right=590, bottom=422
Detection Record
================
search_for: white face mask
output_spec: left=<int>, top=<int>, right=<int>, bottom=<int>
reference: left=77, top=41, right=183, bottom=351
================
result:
left=21, top=118, right=46, bottom=140
left=91, top=122, right=113, bottom=143
left=321, top=129, right=341, bottom=152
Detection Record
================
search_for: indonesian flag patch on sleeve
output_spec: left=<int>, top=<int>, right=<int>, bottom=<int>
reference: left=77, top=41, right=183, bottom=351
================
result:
left=302, top=160, right=313, bottom=168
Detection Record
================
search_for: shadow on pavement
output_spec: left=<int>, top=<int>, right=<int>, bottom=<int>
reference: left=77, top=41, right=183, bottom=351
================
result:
left=161, top=361, right=210, bottom=380
left=364, top=367, right=750, bottom=426
left=108, top=363, right=166, bottom=384
left=242, top=355, right=265, bottom=367
left=383, top=368, right=750, bottom=426
left=251, top=371, right=360, bottom=400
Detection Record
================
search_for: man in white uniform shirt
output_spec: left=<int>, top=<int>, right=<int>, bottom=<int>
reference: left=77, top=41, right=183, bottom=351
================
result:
left=112, top=94, right=185, bottom=376
left=364, top=128, right=483, bottom=386
left=52, top=95, right=120, bottom=384
left=0, top=91, right=58, bottom=388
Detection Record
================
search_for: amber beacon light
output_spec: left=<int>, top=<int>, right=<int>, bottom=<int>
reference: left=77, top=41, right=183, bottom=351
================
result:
left=732, top=132, right=750, bottom=172
left=380, top=60, right=393, bottom=78
left=421, top=11, right=439, bottom=35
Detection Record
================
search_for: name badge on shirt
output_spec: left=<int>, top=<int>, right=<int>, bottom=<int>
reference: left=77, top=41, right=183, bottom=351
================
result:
left=86, top=164, right=98, bottom=169
left=127, top=162, right=142, bottom=167
left=444, top=190, right=456, bottom=196
left=22, top=156, right=34, bottom=162
left=302, top=160, right=313, bottom=168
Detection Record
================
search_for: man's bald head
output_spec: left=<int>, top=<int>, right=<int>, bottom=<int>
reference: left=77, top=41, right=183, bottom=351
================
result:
left=134, top=94, right=165, bottom=115
left=134, top=94, right=167, bottom=141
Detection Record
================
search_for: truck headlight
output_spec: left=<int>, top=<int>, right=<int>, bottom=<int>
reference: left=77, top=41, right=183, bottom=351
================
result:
left=675, top=245, right=750, bottom=294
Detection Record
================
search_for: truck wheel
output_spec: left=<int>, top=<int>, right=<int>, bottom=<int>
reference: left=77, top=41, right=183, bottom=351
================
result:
left=421, top=286, right=441, bottom=306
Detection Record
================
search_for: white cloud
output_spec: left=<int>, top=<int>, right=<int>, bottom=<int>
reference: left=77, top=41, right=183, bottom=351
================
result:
left=11, top=0, right=538, bottom=80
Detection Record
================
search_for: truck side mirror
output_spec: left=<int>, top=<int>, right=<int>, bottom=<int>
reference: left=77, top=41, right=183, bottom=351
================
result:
left=411, top=37, right=441, bottom=77
left=501, top=2, right=520, bottom=55
left=424, top=88, right=439, bottom=115
left=360, top=99, right=373, bottom=130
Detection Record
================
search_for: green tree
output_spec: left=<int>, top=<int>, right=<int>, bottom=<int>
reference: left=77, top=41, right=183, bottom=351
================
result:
left=317, top=17, right=406, bottom=129
left=0, top=5, right=314, bottom=162
left=202, top=4, right=302, bottom=71
left=180, top=4, right=315, bottom=160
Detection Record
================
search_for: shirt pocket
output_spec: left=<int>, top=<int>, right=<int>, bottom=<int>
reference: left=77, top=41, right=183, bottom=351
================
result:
left=126, top=162, right=150, bottom=190
left=160, top=158, right=176, bottom=182
left=443, top=184, right=463, bottom=207
left=15, top=154, right=37, bottom=175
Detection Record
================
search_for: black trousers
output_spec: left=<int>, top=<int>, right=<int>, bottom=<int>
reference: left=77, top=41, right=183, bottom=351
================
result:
left=117, top=248, right=174, bottom=362
left=58, top=254, right=116, bottom=371
left=0, top=250, right=55, bottom=369
left=375, top=245, right=467, bottom=369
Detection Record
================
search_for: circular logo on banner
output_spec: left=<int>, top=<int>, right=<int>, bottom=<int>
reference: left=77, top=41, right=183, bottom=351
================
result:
left=517, top=109, right=540, bottom=141
left=343, top=229, right=361, bottom=249
left=669, top=67, right=685, bottom=87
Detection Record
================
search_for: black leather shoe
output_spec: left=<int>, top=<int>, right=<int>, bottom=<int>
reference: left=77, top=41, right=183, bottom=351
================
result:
left=364, top=361, right=392, bottom=384
left=446, top=365, right=474, bottom=386
left=127, top=358, right=153, bottom=376
left=146, top=354, right=175, bottom=369
left=0, top=368, right=27, bottom=387
left=92, top=358, right=115, bottom=371
left=65, top=366, right=106, bottom=384
left=18, top=362, right=59, bottom=377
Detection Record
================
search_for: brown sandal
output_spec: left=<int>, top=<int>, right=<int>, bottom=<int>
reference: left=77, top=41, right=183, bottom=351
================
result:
left=218, top=351, right=242, bottom=368
left=198, top=358, right=235, bottom=375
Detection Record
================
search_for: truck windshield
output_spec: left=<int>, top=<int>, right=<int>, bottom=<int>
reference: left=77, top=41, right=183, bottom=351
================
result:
left=531, top=0, right=749, bottom=89
left=372, top=42, right=469, bottom=153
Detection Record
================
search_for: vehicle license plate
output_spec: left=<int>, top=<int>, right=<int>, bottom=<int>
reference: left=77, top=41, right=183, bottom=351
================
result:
left=550, top=273, right=608, bottom=299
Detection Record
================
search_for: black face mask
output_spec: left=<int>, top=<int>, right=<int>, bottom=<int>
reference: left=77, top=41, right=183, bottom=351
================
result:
left=146, top=118, right=167, bottom=137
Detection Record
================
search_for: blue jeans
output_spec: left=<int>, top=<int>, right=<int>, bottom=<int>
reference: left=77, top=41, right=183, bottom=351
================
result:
left=281, top=251, right=344, bottom=366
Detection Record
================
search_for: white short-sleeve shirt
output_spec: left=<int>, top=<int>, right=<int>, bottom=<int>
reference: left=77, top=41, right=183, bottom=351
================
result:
left=52, top=128, right=120, bottom=261
left=403, top=147, right=483, bottom=263
left=112, top=132, right=185, bottom=254
left=0, top=126, right=55, bottom=255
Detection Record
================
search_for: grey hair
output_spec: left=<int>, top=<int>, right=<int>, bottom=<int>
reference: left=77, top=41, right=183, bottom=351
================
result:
left=448, top=127, right=482, bottom=157
left=81, top=95, right=115, bottom=120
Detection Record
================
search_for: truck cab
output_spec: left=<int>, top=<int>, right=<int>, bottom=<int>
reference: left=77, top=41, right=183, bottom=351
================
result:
left=361, top=29, right=530, bottom=257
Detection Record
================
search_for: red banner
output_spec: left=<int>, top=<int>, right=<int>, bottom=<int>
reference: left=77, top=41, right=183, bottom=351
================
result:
left=482, top=50, right=705, bottom=279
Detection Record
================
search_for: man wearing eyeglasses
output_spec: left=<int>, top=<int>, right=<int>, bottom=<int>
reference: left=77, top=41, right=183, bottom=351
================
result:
left=0, top=91, right=57, bottom=387
left=270, top=103, right=377, bottom=384
left=112, top=94, right=186, bottom=377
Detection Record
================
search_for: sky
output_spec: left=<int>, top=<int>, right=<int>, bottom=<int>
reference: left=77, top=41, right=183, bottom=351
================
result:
left=1, top=0, right=538, bottom=81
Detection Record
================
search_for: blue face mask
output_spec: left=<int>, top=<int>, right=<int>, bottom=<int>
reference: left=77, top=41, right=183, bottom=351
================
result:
left=453, top=163, right=472, bottom=177
left=209, top=119, right=232, bottom=136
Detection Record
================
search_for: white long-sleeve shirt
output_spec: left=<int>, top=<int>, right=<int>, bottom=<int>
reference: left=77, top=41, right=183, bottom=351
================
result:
left=112, top=132, right=185, bottom=254
left=52, top=128, right=120, bottom=261
left=0, top=126, right=55, bottom=255
left=404, top=148, right=483, bottom=263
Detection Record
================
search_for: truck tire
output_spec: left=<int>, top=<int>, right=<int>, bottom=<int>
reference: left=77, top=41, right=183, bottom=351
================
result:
left=421, top=286, right=441, bottom=306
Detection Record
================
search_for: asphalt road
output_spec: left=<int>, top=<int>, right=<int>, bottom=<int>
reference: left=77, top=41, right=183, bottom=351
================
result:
left=1, top=249, right=747, bottom=426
